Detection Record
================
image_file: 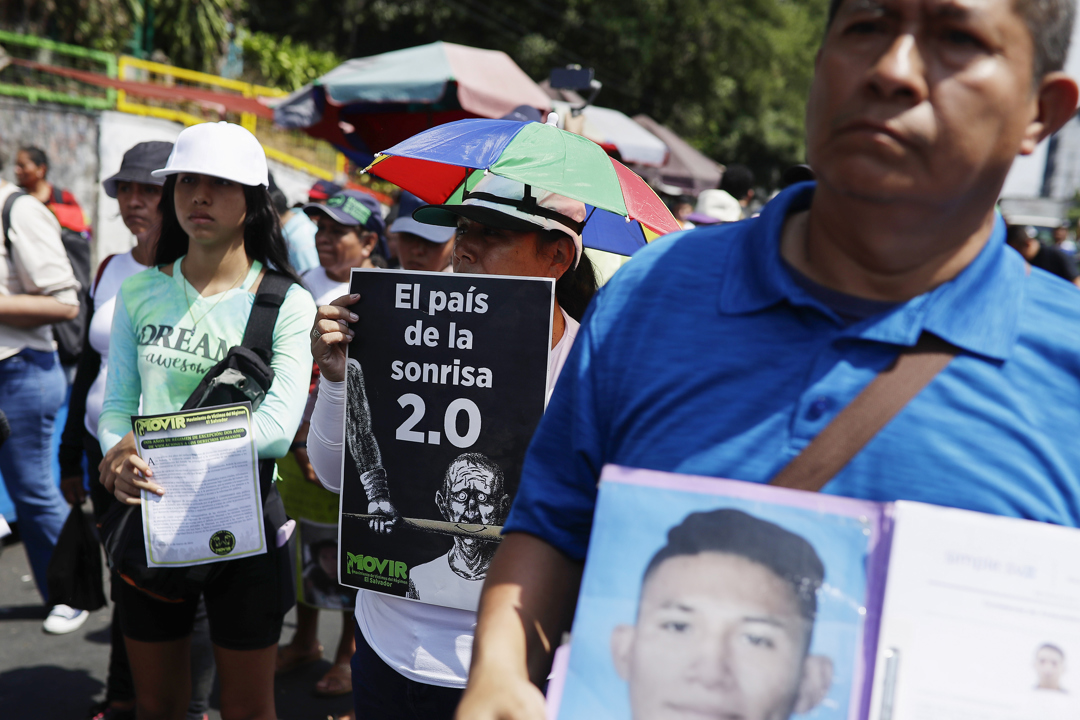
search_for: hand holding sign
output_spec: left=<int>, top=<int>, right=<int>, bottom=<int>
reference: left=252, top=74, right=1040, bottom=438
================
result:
left=310, top=294, right=359, bottom=383
left=367, top=496, right=400, bottom=534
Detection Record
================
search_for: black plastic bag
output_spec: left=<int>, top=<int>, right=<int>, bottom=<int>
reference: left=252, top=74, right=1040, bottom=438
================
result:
left=46, top=507, right=107, bottom=611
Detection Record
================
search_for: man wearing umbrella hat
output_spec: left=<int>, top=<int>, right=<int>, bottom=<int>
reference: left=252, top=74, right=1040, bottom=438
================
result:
left=303, top=173, right=599, bottom=719
left=458, top=0, right=1080, bottom=719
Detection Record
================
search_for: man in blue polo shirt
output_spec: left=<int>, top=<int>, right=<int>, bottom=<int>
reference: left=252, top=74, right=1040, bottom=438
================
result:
left=456, top=0, right=1080, bottom=717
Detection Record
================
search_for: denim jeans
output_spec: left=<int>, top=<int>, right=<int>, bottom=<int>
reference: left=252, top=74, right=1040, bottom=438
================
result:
left=0, top=348, right=68, bottom=604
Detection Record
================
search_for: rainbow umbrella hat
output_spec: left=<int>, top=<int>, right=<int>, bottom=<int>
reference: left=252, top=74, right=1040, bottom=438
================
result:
left=366, top=118, right=681, bottom=256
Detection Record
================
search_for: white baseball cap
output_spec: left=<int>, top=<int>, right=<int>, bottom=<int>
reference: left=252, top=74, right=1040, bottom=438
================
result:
left=151, top=121, right=269, bottom=187
left=413, top=173, right=588, bottom=267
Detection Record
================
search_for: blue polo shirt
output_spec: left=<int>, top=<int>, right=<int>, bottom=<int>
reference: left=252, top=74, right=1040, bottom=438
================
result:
left=504, top=183, right=1080, bottom=561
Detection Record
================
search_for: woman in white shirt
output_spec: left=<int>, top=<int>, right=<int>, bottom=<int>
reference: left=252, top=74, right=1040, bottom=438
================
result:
left=60, top=142, right=173, bottom=513
left=58, top=140, right=187, bottom=720
left=306, top=175, right=598, bottom=720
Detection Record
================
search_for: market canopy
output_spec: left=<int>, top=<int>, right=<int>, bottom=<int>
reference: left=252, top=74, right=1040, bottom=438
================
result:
left=630, top=115, right=724, bottom=196
left=553, top=102, right=669, bottom=168
left=273, top=42, right=551, bottom=164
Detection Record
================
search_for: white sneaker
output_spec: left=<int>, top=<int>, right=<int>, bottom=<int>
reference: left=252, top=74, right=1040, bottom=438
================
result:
left=43, top=604, right=89, bottom=634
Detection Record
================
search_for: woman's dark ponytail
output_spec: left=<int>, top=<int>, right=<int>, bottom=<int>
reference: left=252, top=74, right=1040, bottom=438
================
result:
left=541, top=229, right=599, bottom=321
left=240, top=183, right=304, bottom=285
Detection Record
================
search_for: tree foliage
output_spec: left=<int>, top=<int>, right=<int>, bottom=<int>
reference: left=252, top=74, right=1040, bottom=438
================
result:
left=5, top=0, right=239, bottom=72
left=245, top=0, right=829, bottom=184
left=3, top=0, right=142, bottom=54
left=239, top=32, right=342, bottom=91
left=152, top=0, right=241, bottom=73
left=8, top=0, right=829, bottom=182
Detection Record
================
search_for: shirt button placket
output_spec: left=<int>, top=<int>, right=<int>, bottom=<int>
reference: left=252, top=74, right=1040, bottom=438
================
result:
left=806, top=395, right=832, bottom=421
left=791, top=340, right=848, bottom=444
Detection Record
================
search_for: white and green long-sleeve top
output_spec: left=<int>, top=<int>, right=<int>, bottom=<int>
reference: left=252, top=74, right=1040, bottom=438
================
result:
left=98, top=257, right=316, bottom=458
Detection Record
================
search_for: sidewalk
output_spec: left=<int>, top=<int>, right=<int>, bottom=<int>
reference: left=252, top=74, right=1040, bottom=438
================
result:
left=0, top=522, right=354, bottom=720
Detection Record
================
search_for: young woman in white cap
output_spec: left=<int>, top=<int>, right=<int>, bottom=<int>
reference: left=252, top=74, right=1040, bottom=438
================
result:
left=97, top=122, right=315, bottom=720
left=304, top=174, right=598, bottom=719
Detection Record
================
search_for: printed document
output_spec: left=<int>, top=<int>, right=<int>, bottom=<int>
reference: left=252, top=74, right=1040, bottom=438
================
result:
left=132, top=403, right=265, bottom=567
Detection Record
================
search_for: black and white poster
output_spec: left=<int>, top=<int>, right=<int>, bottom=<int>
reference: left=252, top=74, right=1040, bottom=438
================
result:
left=338, top=268, right=553, bottom=611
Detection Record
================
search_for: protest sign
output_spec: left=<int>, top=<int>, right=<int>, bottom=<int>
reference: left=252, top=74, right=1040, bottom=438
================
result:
left=338, top=268, right=552, bottom=611
left=549, top=466, right=1080, bottom=720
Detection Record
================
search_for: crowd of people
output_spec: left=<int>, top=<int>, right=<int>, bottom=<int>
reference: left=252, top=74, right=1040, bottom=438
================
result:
left=3, top=0, right=1080, bottom=717
left=0, top=114, right=598, bottom=720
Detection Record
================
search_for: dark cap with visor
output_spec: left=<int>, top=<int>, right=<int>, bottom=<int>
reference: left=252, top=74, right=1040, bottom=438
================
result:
left=388, top=192, right=454, bottom=244
left=308, top=180, right=344, bottom=201
left=305, top=189, right=389, bottom=257
left=103, top=141, right=175, bottom=199
left=305, top=190, right=385, bottom=233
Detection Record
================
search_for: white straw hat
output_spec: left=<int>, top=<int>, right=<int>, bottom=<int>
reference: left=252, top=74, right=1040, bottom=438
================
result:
left=151, top=121, right=269, bottom=187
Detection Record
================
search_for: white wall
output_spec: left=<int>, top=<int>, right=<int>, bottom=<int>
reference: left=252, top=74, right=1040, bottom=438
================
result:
left=1000, top=20, right=1080, bottom=198
left=267, top=158, right=320, bottom=208
left=1001, top=142, right=1049, bottom=199
left=95, top=112, right=183, bottom=265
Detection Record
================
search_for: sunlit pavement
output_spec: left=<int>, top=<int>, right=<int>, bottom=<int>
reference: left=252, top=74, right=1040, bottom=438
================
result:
left=0, top=506, right=354, bottom=720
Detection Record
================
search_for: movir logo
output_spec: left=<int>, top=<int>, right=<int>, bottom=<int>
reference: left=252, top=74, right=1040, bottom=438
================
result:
left=134, top=415, right=187, bottom=435
left=346, top=552, right=407, bottom=579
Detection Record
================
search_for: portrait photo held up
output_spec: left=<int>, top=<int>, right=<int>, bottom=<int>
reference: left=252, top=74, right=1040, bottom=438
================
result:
left=551, top=466, right=889, bottom=720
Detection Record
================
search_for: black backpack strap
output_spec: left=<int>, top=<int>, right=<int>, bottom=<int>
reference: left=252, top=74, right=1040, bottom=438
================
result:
left=2, top=190, right=27, bottom=256
left=241, top=271, right=294, bottom=356
left=52, top=185, right=64, bottom=205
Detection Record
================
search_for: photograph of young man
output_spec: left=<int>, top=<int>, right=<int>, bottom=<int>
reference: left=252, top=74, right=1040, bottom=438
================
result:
left=610, top=509, right=832, bottom=720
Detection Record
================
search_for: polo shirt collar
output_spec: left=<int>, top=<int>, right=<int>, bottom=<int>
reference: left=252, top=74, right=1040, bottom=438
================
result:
left=718, top=183, right=1022, bottom=361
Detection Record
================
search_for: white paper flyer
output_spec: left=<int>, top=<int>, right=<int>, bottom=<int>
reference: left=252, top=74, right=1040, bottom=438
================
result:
left=132, top=403, right=265, bottom=567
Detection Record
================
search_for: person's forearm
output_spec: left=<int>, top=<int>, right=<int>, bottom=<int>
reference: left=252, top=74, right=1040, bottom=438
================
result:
left=470, top=532, right=584, bottom=686
left=0, top=294, right=78, bottom=327
left=308, top=376, right=345, bottom=493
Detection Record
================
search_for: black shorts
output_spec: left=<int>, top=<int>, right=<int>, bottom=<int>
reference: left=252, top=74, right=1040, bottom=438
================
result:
left=117, top=541, right=291, bottom=651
